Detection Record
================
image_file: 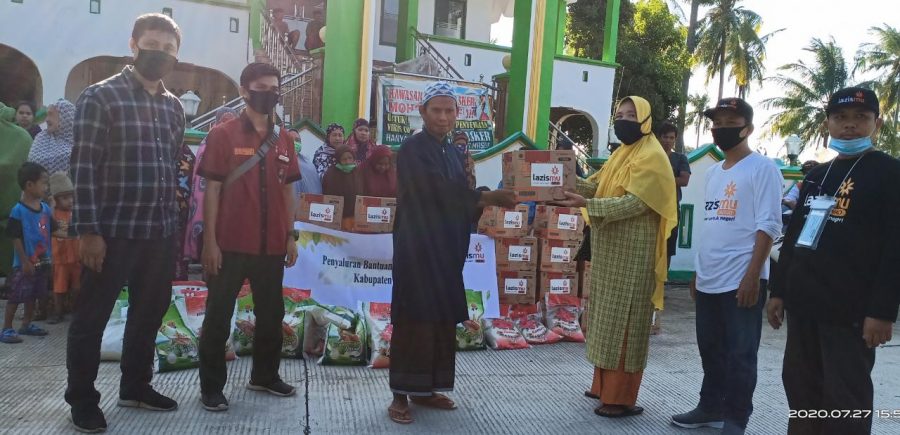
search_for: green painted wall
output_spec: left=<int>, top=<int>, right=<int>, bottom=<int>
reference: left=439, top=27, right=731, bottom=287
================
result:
left=556, top=0, right=567, bottom=55
left=505, top=0, right=533, bottom=138
left=532, top=0, right=562, bottom=148
left=395, top=0, right=419, bottom=63
left=249, top=0, right=263, bottom=50
left=320, top=0, right=365, bottom=130
left=602, top=0, right=621, bottom=63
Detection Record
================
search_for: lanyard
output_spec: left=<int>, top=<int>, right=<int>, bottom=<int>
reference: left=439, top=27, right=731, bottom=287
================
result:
left=817, top=153, right=867, bottom=197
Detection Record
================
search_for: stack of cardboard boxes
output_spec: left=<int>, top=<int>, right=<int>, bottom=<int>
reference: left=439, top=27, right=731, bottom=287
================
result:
left=297, top=194, right=397, bottom=234
left=490, top=150, right=592, bottom=306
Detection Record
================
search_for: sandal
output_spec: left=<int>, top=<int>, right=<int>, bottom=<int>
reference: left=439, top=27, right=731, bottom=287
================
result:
left=388, top=405, right=413, bottom=424
left=410, top=393, right=458, bottom=410
left=584, top=391, right=600, bottom=400
left=594, top=405, right=644, bottom=418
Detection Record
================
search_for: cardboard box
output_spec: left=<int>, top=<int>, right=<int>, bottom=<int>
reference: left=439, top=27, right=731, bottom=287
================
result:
left=497, top=270, right=537, bottom=305
left=539, top=271, right=579, bottom=299
left=494, top=237, right=538, bottom=272
left=297, top=193, right=344, bottom=230
left=579, top=261, right=593, bottom=299
left=477, top=205, right=530, bottom=238
left=534, top=205, right=585, bottom=241
left=502, top=150, right=577, bottom=202
left=353, top=196, right=398, bottom=233
left=539, top=238, right=580, bottom=273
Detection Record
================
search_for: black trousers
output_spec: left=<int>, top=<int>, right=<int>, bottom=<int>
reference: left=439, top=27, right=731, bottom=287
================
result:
left=783, top=313, right=876, bottom=435
left=199, top=252, right=285, bottom=394
left=65, top=237, right=174, bottom=408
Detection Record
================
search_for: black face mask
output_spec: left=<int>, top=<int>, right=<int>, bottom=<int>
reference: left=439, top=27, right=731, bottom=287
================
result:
left=613, top=119, right=648, bottom=145
left=245, top=90, right=280, bottom=115
left=711, top=126, right=748, bottom=152
left=133, top=49, right=177, bottom=82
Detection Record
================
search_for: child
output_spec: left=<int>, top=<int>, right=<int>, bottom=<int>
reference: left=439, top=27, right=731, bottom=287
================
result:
left=1, top=162, right=53, bottom=343
left=322, top=145, right=363, bottom=231
left=47, top=172, right=80, bottom=324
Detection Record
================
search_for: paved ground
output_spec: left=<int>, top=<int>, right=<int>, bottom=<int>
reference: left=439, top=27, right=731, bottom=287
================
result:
left=1, top=288, right=899, bottom=434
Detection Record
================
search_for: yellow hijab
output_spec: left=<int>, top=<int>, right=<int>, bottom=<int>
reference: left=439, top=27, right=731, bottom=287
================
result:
left=591, top=96, right=677, bottom=310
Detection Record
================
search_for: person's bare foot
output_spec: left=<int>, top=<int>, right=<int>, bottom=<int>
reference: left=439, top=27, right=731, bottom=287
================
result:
left=388, top=398, right=413, bottom=424
left=410, top=393, right=457, bottom=410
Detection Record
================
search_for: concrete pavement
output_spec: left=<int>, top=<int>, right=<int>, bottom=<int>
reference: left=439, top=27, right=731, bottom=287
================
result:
left=1, top=288, right=898, bottom=434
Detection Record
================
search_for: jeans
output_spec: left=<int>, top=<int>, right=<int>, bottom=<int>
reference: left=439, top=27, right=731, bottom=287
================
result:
left=782, top=313, right=875, bottom=435
left=198, top=252, right=285, bottom=394
left=65, top=237, right=174, bottom=408
left=695, top=281, right=767, bottom=428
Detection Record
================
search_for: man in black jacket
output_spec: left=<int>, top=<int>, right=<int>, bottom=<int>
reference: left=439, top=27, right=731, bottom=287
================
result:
left=767, top=87, right=899, bottom=435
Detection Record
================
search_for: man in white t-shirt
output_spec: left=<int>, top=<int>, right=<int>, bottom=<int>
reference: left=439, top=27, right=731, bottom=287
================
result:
left=671, top=98, right=783, bottom=435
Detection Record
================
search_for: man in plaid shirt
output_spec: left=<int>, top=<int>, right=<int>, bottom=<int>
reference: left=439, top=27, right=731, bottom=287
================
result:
left=65, top=13, right=185, bottom=433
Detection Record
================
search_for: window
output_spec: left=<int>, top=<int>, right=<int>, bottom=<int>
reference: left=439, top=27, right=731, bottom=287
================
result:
left=230, top=17, right=240, bottom=33
left=380, top=0, right=399, bottom=46
left=89, top=0, right=100, bottom=14
left=11, top=0, right=24, bottom=4
left=464, top=54, right=471, bottom=66
left=434, top=0, right=466, bottom=39
left=162, top=7, right=173, bottom=18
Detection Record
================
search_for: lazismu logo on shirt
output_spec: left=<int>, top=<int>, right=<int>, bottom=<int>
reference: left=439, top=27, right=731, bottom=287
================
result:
left=705, top=181, right=739, bottom=222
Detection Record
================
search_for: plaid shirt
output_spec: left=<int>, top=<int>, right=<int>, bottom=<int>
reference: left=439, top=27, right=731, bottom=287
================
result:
left=71, top=66, right=185, bottom=239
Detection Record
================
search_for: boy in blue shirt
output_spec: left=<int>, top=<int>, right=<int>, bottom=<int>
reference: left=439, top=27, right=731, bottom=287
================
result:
left=2, top=162, right=53, bottom=343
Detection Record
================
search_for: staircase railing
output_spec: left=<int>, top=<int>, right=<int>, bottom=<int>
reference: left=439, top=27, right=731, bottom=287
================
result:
left=409, top=28, right=464, bottom=80
left=190, top=9, right=322, bottom=130
left=549, top=121, right=593, bottom=176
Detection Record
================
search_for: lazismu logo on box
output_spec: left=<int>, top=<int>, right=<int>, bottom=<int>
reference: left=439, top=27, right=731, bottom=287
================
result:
left=503, top=211, right=523, bottom=228
left=309, top=203, right=335, bottom=223
left=530, top=163, right=563, bottom=187
left=550, top=279, right=571, bottom=294
left=366, top=207, right=391, bottom=223
left=504, top=279, right=527, bottom=294
left=508, top=246, right=531, bottom=262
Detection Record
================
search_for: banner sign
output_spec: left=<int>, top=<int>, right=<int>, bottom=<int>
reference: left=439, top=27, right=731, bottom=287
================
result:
left=375, top=74, right=495, bottom=152
left=284, top=222, right=500, bottom=318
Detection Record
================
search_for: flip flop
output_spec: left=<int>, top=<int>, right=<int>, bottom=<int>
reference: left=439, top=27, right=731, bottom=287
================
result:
left=388, top=405, right=413, bottom=424
left=594, top=405, right=644, bottom=418
left=410, top=393, right=458, bottom=410
left=584, top=391, right=600, bottom=400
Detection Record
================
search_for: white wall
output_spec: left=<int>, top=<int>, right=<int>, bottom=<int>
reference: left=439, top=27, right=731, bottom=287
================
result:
left=0, top=0, right=249, bottom=104
left=428, top=41, right=508, bottom=83
left=551, top=59, right=615, bottom=157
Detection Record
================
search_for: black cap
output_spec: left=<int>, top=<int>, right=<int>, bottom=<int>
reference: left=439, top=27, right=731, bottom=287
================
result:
left=703, top=98, right=754, bottom=123
left=826, top=87, right=879, bottom=116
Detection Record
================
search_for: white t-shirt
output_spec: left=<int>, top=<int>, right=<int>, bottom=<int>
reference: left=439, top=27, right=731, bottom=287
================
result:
left=696, top=152, right=784, bottom=293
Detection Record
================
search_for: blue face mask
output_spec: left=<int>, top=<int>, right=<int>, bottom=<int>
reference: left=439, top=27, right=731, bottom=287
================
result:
left=829, top=136, right=873, bottom=157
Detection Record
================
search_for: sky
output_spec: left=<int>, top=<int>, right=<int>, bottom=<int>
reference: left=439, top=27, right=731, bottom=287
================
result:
left=491, top=0, right=891, bottom=162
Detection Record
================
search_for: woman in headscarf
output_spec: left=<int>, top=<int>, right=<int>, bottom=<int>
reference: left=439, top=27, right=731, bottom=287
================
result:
left=555, top=96, right=677, bottom=418
left=346, top=118, right=377, bottom=163
left=314, top=123, right=344, bottom=178
left=0, top=102, right=34, bottom=285
left=360, top=145, right=397, bottom=198
left=183, top=107, right=238, bottom=266
left=322, top=145, right=363, bottom=231
left=27, top=99, right=76, bottom=174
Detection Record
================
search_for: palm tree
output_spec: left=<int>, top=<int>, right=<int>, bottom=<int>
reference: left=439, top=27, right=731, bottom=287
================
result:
left=685, top=93, right=711, bottom=148
left=693, top=0, right=764, bottom=101
left=856, top=24, right=900, bottom=155
left=676, top=0, right=716, bottom=153
left=727, top=19, right=782, bottom=98
left=763, top=38, right=850, bottom=150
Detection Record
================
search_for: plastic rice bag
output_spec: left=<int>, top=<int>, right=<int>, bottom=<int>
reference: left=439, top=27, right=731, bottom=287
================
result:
left=232, top=283, right=256, bottom=356
left=362, top=302, right=392, bottom=368
left=544, top=294, right=585, bottom=343
left=484, top=316, right=529, bottom=350
left=172, top=282, right=237, bottom=361
left=506, top=303, right=563, bottom=345
left=155, top=303, right=200, bottom=372
left=281, top=288, right=314, bottom=358
left=456, top=289, right=486, bottom=351
left=318, top=308, right=367, bottom=366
